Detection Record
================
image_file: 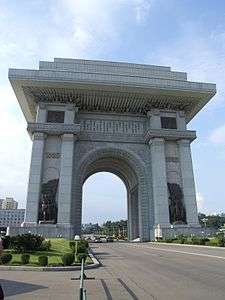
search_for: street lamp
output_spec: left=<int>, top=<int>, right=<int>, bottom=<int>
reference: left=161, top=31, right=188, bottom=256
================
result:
left=74, top=235, right=80, bottom=263
left=201, top=218, right=208, bottom=229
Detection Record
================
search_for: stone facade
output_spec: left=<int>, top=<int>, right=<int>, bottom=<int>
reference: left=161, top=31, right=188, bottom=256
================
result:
left=8, top=58, right=216, bottom=240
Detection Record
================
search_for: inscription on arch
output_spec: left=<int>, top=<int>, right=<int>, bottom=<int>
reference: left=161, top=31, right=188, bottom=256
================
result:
left=80, top=119, right=144, bottom=135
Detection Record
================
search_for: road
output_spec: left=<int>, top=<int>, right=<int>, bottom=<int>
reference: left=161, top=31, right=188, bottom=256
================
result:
left=2, top=242, right=225, bottom=299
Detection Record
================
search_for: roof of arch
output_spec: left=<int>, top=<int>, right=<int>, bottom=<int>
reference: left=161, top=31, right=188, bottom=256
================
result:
left=9, top=58, right=216, bottom=123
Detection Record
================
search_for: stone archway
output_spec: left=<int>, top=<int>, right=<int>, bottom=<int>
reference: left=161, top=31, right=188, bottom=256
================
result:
left=72, top=147, right=150, bottom=241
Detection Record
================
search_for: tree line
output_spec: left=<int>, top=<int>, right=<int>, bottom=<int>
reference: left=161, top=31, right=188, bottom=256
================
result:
left=82, top=213, right=225, bottom=235
left=198, top=213, right=225, bottom=229
left=82, top=219, right=127, bottom=237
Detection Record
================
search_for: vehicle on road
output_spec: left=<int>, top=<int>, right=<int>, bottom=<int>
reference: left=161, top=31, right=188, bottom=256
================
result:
left=93, top=237, right=102, bottom=243
left=106, top=236, right=114, bottom=242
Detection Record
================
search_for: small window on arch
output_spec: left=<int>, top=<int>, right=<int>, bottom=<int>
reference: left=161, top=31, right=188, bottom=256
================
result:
left=161, top=117, right=177, bottom=129
left=47, top=111, right=65, bottom=123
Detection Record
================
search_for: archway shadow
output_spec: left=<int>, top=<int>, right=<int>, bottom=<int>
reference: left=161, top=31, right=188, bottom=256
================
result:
left=1, top=279, right=47, bottom=297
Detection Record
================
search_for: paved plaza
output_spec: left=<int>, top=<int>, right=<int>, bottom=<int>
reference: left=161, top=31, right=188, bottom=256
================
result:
left=2, top=242, right=225, bottom=299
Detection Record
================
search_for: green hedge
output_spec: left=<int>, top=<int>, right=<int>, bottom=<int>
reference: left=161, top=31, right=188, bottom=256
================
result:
left=62, top=253, right=74, bottom=266
left=21, top=254, right=30, bottom=264
left=161, top=235, right=225, bottom=247
left=10, top=234, right=44, bottom=253
left=69, top=240, right=89, bottom=253
left=0, top=253, right=12, bottom=264
left=38, top=255, right=48, bottom=266
left=77, top=253, right=87, bottom=263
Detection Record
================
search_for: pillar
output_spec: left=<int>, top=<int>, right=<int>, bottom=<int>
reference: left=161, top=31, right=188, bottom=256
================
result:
left=22, top=132, right=45, bottom=226
left=57, top=105, right=77, bottom=227
left=150, top=138, right=170, bottom=227
left=57, top=134, right=75, bottom=225
left=129, top=186, right=139, bottom=240
left=36, top=102, right=47, bottom=123
left=178, top=139, right=199, bottom=225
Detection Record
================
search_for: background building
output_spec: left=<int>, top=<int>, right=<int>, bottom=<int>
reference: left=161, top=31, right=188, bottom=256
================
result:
left=1, top=197, right=18, bottom=210
left=0, top=209, right=25, bottom=228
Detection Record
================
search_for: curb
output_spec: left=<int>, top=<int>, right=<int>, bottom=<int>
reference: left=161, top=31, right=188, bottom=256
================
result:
left=150, top=242, right=225, bottom=250
left=0, top=250, right=100, bottom=272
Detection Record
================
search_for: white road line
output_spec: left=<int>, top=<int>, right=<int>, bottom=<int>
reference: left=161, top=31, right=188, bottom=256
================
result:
left=134, top=245, right=225, bottom=261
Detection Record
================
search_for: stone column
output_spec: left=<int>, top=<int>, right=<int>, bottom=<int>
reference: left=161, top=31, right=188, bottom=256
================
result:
left=57, top=105, right=77, bottom=229
left=147, top=109, right=161, bottom=129
left=36, top=102, right=47, bottom=123
left=22, top=132, right=46, bottom=226
left=178, top=139, right=199, bottom=225
left=127, top=192, right=132, bottom=240
left=129, top=186, right=139, bottom=240
left=150, top=138, right=170, bottom=227
left=57, top=134, right=75, bottom=225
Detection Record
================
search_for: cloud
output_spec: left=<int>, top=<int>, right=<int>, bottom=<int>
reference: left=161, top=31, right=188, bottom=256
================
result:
left=0, top=84, right=31, bottom=207
left=147, top=19, right=225, bottom=112
left=133, top=0, right=152, bottom=23
left=209, top=124, right=225, bottom=144
left=48, top=0, right=120, bottom=58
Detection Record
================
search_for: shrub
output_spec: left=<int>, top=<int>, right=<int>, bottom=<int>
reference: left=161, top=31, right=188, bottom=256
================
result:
left=70, top=240, right=89, bottom=253
left=21, top=254, right=30, bottom=265
left=80, top=239, right=89, bottom=249
left=69, top=241, right=76, bottom=252
left=0, top=253, right=12, bottom=264
left=40, top=240, right=51, bottom=251
left=176, top=235, right=187, bottom=244
left=216, top=235, right=225, bottom=247
left=190, top=236, right=210, bottom=245
left=38, top=255, right=48, bottom=266
left=62, top=253, right=74, bottom=266
left=164, top=238, right=174, bottom=243
left=205, top=238, right=218, bottom=246
left=10, top=234, right=44, bottom=253
left=1, top=236, right=11, bottom=249
left=77, top=244, right=87, bottom=253
left=77, top=253, right=88, bottom=264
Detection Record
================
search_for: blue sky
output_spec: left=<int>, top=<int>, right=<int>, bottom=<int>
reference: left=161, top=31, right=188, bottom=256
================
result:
left=1, top=0, right=225, bottom=223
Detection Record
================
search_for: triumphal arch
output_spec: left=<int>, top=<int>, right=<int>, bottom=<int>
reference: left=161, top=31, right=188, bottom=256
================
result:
left=8, top=58, right=216, bottom=241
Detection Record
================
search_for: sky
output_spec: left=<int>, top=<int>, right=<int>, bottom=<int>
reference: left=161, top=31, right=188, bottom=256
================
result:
left=1, top=0, right=225, bottom=223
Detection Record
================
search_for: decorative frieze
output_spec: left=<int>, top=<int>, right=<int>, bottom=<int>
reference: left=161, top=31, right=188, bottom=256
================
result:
left=166, top=157, right=179, bottom=163
left=45, top=152, right=61, bottom=159
left=80, top=119, right=144, bottom=135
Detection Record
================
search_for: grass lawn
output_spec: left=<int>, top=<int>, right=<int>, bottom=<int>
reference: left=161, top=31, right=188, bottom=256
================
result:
left=4, top=238, right=92, bottom=267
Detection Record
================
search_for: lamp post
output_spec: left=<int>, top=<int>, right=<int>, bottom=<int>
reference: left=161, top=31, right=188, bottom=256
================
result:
left=201, top=218, right=208, bottom=229
left=74, top=235, right=80, bottom=263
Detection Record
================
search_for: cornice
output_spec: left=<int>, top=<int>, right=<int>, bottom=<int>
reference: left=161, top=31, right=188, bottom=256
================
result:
left=145, top=129, right=196, bottom=143
left=8, top=58, right=216, bottom=124
left=27, top=122, right=80, bottom=135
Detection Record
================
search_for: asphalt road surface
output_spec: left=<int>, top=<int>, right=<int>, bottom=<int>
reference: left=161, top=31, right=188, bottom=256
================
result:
left=2, top=242, right=225, bottom=299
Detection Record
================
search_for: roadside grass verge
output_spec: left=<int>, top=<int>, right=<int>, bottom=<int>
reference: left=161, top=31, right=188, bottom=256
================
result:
left=3, top=238, right=92, bottom=266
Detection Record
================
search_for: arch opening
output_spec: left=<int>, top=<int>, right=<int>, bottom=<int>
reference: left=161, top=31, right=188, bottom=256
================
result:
left=75, top=151, right=142, bottom=241
left=82, top=172, right=127, bottom=236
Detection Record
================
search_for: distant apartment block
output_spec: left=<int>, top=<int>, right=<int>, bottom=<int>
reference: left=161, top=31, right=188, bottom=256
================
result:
left=0, top=197, right=18, bottom=210
left=0, top=209, right=25, bottom=227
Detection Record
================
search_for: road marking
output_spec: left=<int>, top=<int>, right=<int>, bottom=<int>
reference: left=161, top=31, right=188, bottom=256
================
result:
left=134, top=245, right=225, bottom=261
left=117, top=278, right=139, bottom=300
left=100, top=279, right=113, bottom=300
